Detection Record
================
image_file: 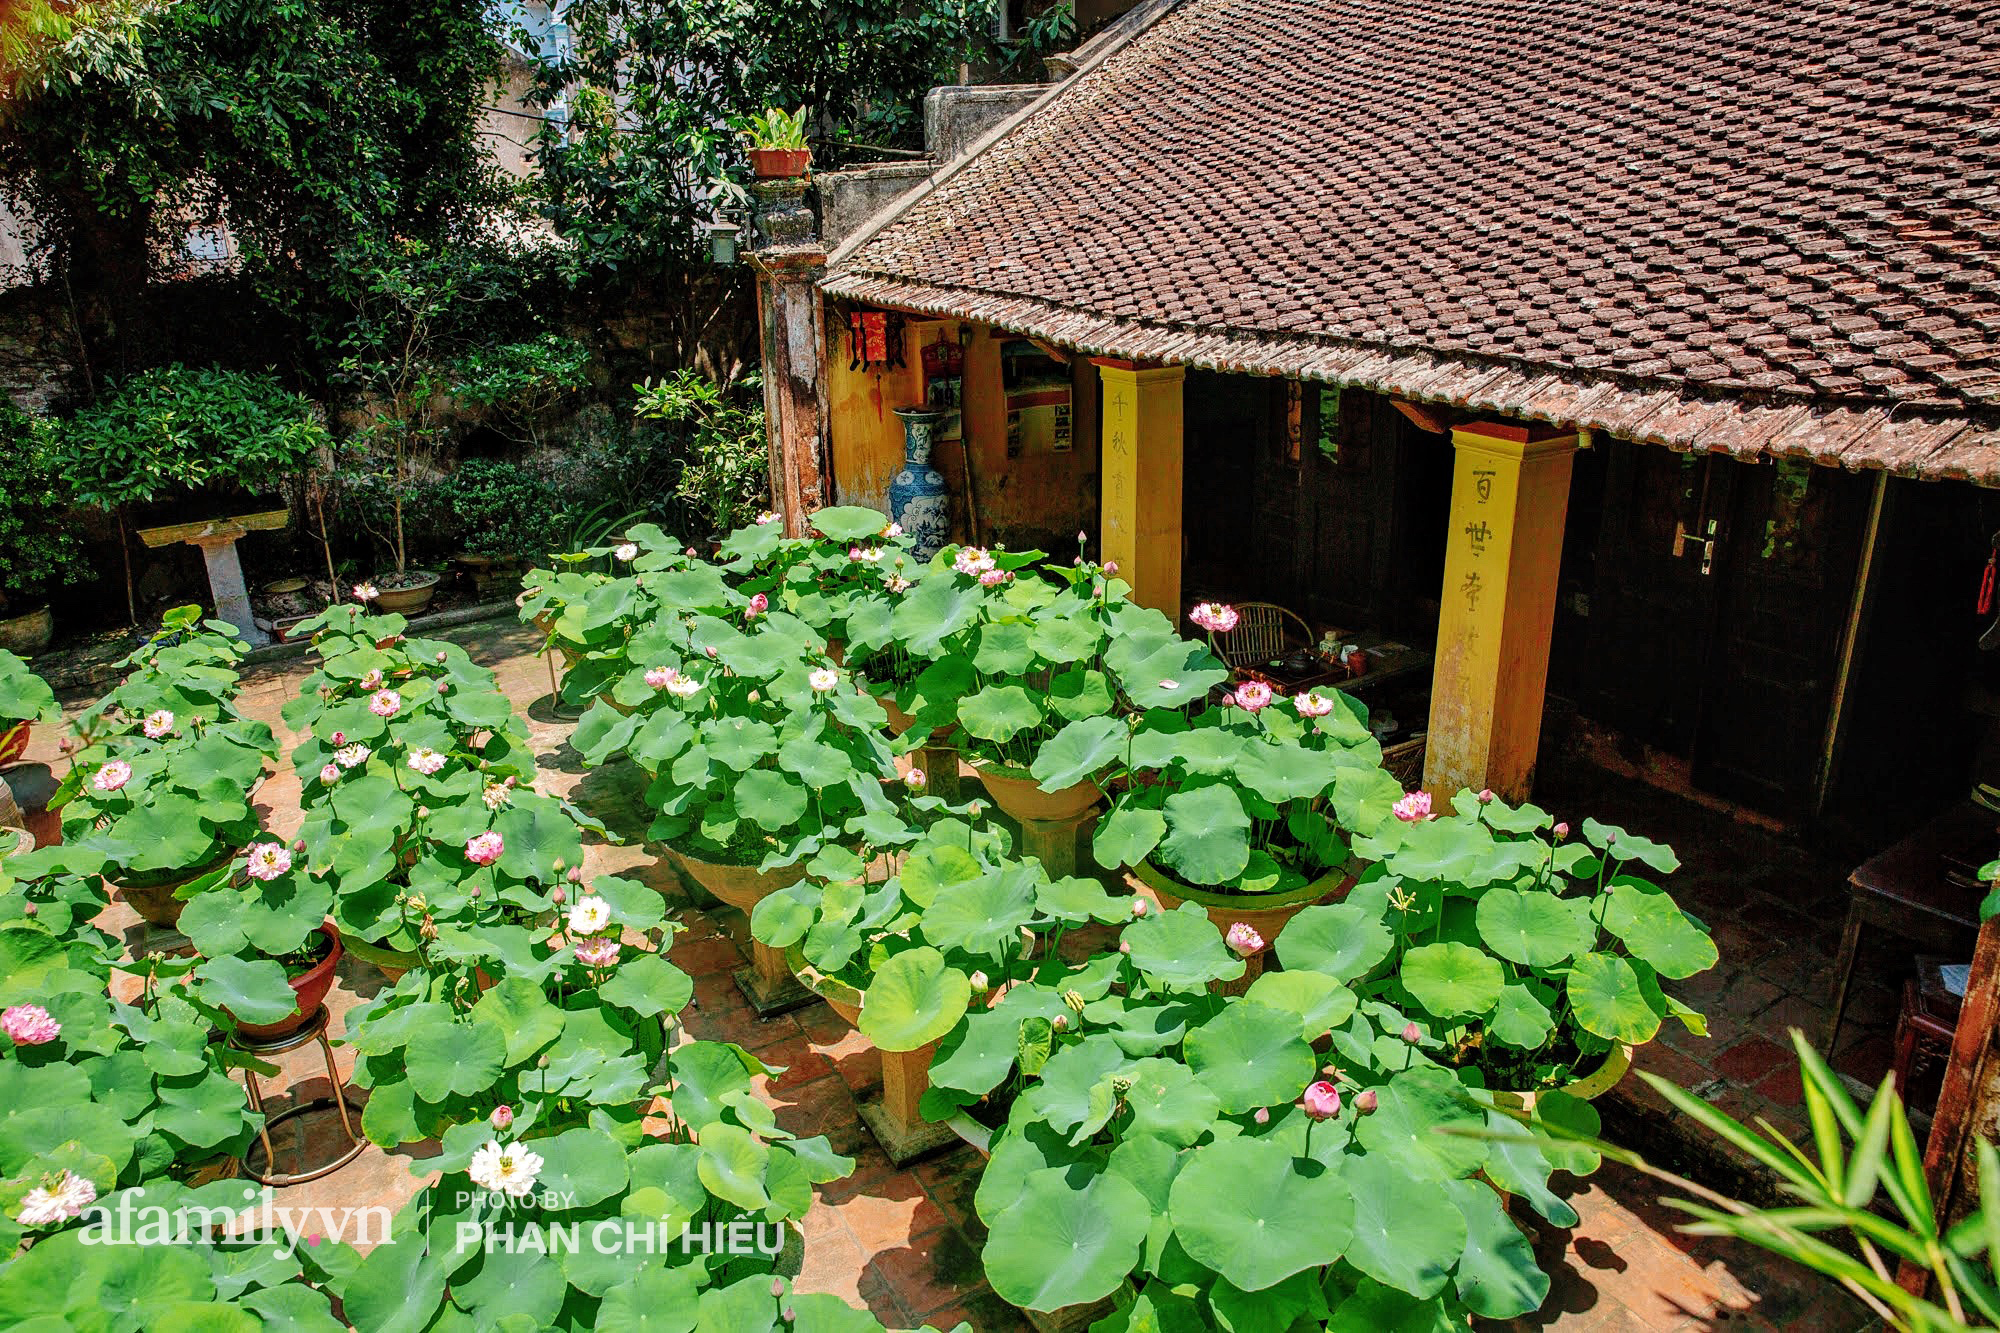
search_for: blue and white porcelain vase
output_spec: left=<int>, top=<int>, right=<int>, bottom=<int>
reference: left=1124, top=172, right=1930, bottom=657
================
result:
left=888, top=407, right=952, bottom=561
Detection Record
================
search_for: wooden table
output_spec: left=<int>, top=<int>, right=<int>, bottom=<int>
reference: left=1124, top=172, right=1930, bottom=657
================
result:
left=1826, top=800, right=1993, bottom=1056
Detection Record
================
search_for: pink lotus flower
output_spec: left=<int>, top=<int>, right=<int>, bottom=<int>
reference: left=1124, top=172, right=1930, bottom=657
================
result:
left=482, top=783, right=511, bottom=810
left=978, top=568, right=1012, bottom=587
left=1130, top=898, right=1148, bottom=918
left=465, top=831, right=505, bottom=866
left=644, top=666, right=672, bottom=689
left=490, top=1105, right=514, bottom=1131
left=952, top=546, right=996, bottom=577
left=352, top=582, right=379, bottom=602
left=1293, top=691, right=1334, bottom=718
left=1301, top=1081, right=1341, bottom=1121
left=755, top=511, right=779, bottom=525
left=142, top=709, right=175, bottom=739
left=319, top=763, right=342, bottom=785
left=808, top=667, right=839, bottom=693
left=368, top=689, right=401, bottom=719
left=1189, top=602, right=1239, bottom=634
left=614, top=542, right=638, bottom=562
left=1392, top=790, right=1432, bottom=822
left=3, top=1004, right=59, bottom=1045
left=1233, top=682, right=1274, bottom=713
left=1253, top=1107, right=1270, bottom=1125
left=575, top=936, right=621, bottom=968
left=91, top=761, right=132, bottom=793
left=16, top=1170, right=94, bottom=1226
left=361, top=669, right=384, bottom=691
left=1225, top=922, right=1265, bottom=957
left=746, top=593, right=768, bottom=618
left=334, top=743, right=371, bottom=769
left=883, top=522, right=903, bottom=537
left=1354, top=1088, right=1378, bottom=1114
left=245, top=843, right=292, bottom=881
left=886, top=576, right=913, bottom=593
left=408, top=747, right=447, bottom=776
left=1401, top=1021, right=1423, bottom=1044
left=849, top=546, right=882, bottom=564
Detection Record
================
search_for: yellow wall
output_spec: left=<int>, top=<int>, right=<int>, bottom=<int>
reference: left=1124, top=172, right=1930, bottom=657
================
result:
left=826, top=314, right=1099, bottom=552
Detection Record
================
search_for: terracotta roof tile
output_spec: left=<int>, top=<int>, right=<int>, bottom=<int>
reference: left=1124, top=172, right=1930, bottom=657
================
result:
left=826, top=0, right=2000, bottom=478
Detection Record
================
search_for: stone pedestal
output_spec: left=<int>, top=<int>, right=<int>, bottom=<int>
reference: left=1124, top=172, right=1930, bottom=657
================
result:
left=855, top=1043, right=956, bottom=1166
left=734, top=940, right=818, bottom=1017
left=136, top=508, right=289, bottom=645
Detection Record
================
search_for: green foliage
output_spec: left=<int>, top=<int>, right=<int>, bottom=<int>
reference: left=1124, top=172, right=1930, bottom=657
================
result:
left=450, top=333, right=590, bottom=446
left=421, top=458, right=569, bottom=561
left=741, top=106, right=810, bottom=151
left=0, top=652, right=57, bottom=733
left=0, top=404, right=87, bottom=605
left=633, top=371, right=773, bottom=538
left=50, top=365, right=328, bottom=509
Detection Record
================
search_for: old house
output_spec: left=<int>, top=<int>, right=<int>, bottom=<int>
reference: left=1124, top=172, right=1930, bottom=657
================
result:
left=751, top=0, right=2000, bottom=851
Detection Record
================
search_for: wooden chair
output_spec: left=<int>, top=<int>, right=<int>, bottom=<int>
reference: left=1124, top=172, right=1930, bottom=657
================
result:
left=1207, top=601, right=1315, bottom=668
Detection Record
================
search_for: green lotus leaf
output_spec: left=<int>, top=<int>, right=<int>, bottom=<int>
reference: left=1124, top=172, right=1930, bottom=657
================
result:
left=735, top=770, right=809, bottom=833
left=1029, top=716, right=1125, bottom=793
left=1273, top=902, right=1393, bottom=981
left=1444, top=1176, right=1549, bottom=1317
left=982, top=1165, right=1150, bottom=1312
left=1184, top=1000, right=1318, bottom=1115
left=1481, top=1108, right=1579, bottom=1227
left=1401, top=942, right=1504, bottom=1019
left=1338, top=1155, right=1466, bottom=1298
left=1566, top=951, right=1662, bottom=1043
left=1120, top=1057, right=1223, bottom=1148
left=1091, top=803, right=1166, bottom=869
left=405, top=1018, right=508, bottom=1103
left=1244, top=969, right=1358, bottom=1041
left=1601, top=880, right=1717, bottom=979
left=1485, top=981, right=1556, bottom=1050
left=1169, top=1135, right=1354, bottom=1291
left=336, top=1228, right=450, bottom=1333
left=532, top=1126, right=632, bottom=1208
left=1474, top=887, right=1595, bottom=968
left=470, top=978, right=566, bottom=1065
left=1123, top=902, right=1244, bottom=991
left=194, top=955, right=297, bottom=1026
left=1325, top=1277, right=1456, bottom=1332
left=1157, top=783, right=1250, bottom=884
left=920, top=868, right=1037, bottom=959
left=1353, top=1065, right=1487, bottom=1182
left=957, top=684, right=1042, bottom=744
left=858, top=947, right=970, bottom=1052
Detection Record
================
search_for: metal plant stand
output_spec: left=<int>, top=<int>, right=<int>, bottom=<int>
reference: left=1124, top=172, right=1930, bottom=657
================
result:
left=232, top=1006, right=367, bottom=1185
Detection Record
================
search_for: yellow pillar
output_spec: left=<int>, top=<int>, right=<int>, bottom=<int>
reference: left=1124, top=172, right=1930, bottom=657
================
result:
left=1423, top=421, right=1580, bottom=802
left=1094, top=360, right=1184, bottom=616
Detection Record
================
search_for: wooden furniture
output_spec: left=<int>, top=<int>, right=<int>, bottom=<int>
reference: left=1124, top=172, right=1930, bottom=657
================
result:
left=1826, top=801, right=1991, bottom=1057
left=1208, top=602, right=1314, bottom=669
left=1890, top=958, right=1963, bottom=1104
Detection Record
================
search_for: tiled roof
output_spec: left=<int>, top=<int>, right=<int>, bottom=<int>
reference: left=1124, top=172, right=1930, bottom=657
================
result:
left=825, top=0, right=2000, bottom=480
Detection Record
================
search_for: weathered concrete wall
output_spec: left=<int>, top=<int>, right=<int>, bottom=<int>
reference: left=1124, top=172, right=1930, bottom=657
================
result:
left=819, top=163, right=936, bottom=249
left=923, top=85, right=1046, bottom=164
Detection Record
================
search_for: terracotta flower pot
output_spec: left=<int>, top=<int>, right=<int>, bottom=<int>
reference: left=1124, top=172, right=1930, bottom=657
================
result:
left=666, top=844, right=812, bottom=1013
left=970, top=759, right=1102, bottom=877
left=2, top=826, right=31, bottom=859
left=114, top=850, right=237, bottom=929
left=1136, top=859, right=1352, bottom=988
left=749, top=147, right=810, bottom=178
left=232, top=924, right=343, bottom=1041
left=0, top=606, right=52, bottom=656
left=371, top=572, right=439, bottom=615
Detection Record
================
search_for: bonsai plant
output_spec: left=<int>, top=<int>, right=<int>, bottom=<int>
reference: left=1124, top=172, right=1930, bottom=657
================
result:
left=0, top=403, right=88, bottom=654
left=741, top=105, right=811, bottom=178
left=1327, top=789, right=1717, bottom=1101
left=50, top=365, right=328, bottom=625
left=0, top=650, right=58, bottom=770
left=51, top=608, right=277, bottom=927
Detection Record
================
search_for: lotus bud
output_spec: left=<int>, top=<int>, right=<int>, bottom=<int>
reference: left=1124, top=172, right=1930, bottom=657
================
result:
left=1354, top=1088, right=1378, bottom=1114
left=490, top=1104, right=514, bottom=1130
left=437, top=680, right=448, bottom=694
left=1117, top=938, right=1130, bottom=954
left=21, top=903, right=34, bottom=917
left=538, top=1054, right=550, bottom=1068
left=1301, top=1080, right=1341, bottom=1121
left=552, top=858, right=565, bottom=873
left=968, top=970, right=989, bottom=991
left=331, top=731, right=345, bottom=745
left=294, top=840, right=307, bottom=853
left=437, top=651, right=448, bottom=663
left=1553, top=821, right=1569, bottom=839
left=1063, top=989, right=1085, bottom=1014
left=782, top=1311, right=794, bottom=1324
left=1252, top=1106, right=1269, bottom=1124
left=1052, top=1014, right=1068, bottom=1032
left=1130, top=899, right=1148, bottom=918
left=967, top=800, right=983, bottom=818
left=469, top=887, right=481, bottom=899
left=552, top=886, right=567, bottom=904
left=1477, top=788, right=1494, bottom=803
left=1401, top=1021, right=1422, bottom=1044
left=771, top=1278, right=785, bottom=1298
left=505, top=776, right=518, bottom=788
left=418, top=805, right=431, bottom=818
left=567, top=866, right=585, bottom=884
left=1103, top=560, right=1118, bottom=574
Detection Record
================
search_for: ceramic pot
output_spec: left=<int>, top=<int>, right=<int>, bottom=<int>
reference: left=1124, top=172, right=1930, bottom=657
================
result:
left=262, top=577, right=309, bottom=597
left=371, top=572, right=439, bottom=615
left=232, top=924, right=343, bottom=1040
left=749, top=147, right=810, bottom=178
left=1488, top=1042, right=1635, bottom=1113
left=888, top=408, right=952, bottom=561
left=0, top=721, right=29, bottom=768
left=0, top=607, right=52, bottom=656
left=970, top=760, right=1101, bottom=824
left=272, top=615, right=315, bottom=643
left=115, top=850, right=236, bottom=929
left=1136, top=859, right=1351, bottom=988
left=1, top=827, right=31, bottom=859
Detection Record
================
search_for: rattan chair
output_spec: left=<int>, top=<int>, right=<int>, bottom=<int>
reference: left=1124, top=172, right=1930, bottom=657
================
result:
left=1207, top=601, right=1315, bottom=668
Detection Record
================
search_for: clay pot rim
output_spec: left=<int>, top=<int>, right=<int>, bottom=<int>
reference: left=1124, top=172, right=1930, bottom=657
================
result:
left=1134, top=856, right=1352, bottom=911
left=1487, top=1041, right=1635, bottom=1110
left=232, top=922, right=344, bottom=1039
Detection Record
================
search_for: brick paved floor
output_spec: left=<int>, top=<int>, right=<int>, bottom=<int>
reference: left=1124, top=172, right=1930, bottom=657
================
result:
left=12, top=614, right=1870, bottom=1331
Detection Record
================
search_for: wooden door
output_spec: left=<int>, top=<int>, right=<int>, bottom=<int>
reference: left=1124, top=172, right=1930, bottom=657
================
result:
left=1585, top=444, right=1734, bottom=755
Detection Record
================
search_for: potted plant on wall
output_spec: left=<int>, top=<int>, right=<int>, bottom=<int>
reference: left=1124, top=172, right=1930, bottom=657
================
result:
left=0, top=403, right=88, bottom=655
left=0, top=650, right=58, bottom=771
left=741, top=106, right=811, bottom=178
left=51, top=609, right=277, bottom=927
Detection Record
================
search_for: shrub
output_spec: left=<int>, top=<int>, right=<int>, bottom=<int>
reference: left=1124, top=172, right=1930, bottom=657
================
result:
left=0, top=403, right=88, bottom=608
left=421, top=457, right=568, bottom=561
left=50, top=365, right=329, bottom=510
left=632, top=371, right=772, bottom=539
